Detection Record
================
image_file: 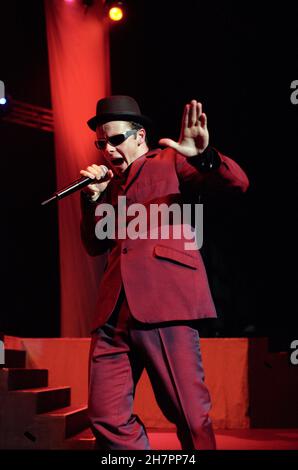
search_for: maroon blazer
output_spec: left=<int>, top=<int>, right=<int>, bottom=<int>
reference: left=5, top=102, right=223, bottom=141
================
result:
left=80, top=147, right=249, bottom=330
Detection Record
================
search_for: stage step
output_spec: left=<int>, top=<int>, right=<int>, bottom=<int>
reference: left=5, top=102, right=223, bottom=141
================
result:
left=3, top=405, right=91, bottom=449
left=66, top=427, right=95, bottom=450
left=0, top=339, right=91, bottom=449
left=35, top=405, right=89, bottom=440
left=0, top=368, right=48, bottom=391
left=1, top=349, right=26, bottom=368
left=0, top=404, right=90, bottom=449
left=1, top=386, right=71, bottom=416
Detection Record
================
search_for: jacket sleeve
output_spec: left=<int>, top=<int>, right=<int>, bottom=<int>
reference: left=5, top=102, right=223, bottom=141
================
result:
left=80, top=190, right=113, bottom=256
left=174, top=146, right=249, bottom=194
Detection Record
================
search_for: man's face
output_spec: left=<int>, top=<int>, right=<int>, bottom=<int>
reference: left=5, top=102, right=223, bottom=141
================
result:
left=96, top=121, right=141, bottom=175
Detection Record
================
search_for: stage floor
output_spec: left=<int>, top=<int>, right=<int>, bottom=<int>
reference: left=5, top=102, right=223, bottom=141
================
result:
left=73, top=428, right=298, bottom=450
left=148, top=429, right=298, bottom=450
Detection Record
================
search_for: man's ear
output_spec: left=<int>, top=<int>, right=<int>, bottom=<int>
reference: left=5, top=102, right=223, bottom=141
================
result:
left=137, top=128, right=146, bottom=145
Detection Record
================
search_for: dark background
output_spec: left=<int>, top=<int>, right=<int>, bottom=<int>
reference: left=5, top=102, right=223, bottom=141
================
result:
left=0, top=0, right=297, bottom=347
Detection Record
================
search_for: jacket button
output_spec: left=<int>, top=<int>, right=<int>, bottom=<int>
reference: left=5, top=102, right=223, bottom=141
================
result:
left=122, top=247, right=128, bottom=254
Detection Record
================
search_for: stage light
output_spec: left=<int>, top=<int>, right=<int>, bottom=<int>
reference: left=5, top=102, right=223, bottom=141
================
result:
left=79, top=1, right=126, bottom=22
left=107, top=1, right=124, bottom=22
left=0, top=98, right=6, bottom=105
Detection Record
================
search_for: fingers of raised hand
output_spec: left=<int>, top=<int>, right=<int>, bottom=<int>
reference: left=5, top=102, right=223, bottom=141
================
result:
left=183, top=100, right=203, bottom=129
left=189, top=100, right=200, bottom=127
left=195, top=102, right=203, bottom=125
left=199, top=112, right=207, bottom=129
left=190, top=100, right=202, bottom=127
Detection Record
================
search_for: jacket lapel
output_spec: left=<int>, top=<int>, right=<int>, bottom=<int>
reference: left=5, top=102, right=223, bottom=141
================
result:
left=119, top=149, right=160, bottom=193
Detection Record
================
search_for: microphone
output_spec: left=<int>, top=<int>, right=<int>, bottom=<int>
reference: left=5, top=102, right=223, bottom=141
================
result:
left=41, top=165, right=109, bottom=206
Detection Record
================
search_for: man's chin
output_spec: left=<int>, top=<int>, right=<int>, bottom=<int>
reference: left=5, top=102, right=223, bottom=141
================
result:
left=112, top=161, right=128, bottom=175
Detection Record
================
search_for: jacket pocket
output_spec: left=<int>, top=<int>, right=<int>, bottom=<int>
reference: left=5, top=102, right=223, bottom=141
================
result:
left=153, top=244, right=198, bottom=269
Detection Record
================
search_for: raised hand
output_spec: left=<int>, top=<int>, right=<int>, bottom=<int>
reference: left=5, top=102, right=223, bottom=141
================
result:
left=159, top=100, right=209, bottom=157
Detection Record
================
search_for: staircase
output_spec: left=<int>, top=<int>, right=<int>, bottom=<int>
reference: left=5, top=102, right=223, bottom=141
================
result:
left=0, top=348, right=95, bottom=449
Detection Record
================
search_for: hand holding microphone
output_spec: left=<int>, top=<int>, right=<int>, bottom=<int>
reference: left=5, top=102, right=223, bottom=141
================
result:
left=41, top=164, right=114, bottom=206
left=80, top=164, right=114, bottom=202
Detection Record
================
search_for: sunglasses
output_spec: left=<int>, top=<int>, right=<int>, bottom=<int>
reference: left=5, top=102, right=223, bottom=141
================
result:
left=94, top=129, right=138, bottom=150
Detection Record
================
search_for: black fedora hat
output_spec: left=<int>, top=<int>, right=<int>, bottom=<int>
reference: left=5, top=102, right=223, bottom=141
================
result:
left=87, top=95, right=151, bottom=131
